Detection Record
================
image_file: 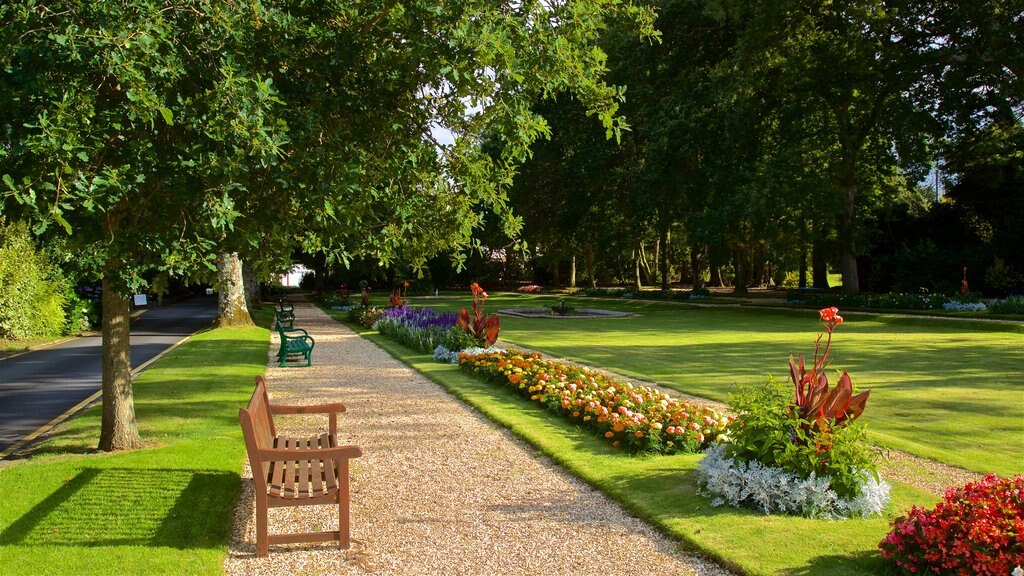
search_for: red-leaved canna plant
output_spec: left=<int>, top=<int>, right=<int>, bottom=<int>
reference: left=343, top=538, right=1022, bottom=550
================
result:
left=788, top=307, right=870, bottom=436
left=457, top=283, right=500, bottom=346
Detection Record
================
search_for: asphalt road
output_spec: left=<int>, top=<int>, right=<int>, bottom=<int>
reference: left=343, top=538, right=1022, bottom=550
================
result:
left=0, top=296, right=218, bottom=454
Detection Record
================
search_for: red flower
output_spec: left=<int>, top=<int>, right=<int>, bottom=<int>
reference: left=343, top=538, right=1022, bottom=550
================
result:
left=819, top=306, right=839, bottom=322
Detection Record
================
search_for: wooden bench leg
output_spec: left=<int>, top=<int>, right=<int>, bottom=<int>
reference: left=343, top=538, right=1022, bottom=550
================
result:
left=339, top=459, right=350, bottom=549
left=256, top=494, right=270, bottom=557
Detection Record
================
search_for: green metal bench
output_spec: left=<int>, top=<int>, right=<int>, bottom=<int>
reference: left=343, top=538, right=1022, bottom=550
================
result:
left=274, top=308, right=295, bottom=329
left=276, top=323, right=314, bottom=367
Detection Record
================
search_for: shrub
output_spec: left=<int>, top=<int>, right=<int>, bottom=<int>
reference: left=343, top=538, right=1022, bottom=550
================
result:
left=787, top=290, right=951, bottom=310
left=346, top=304, right=383, bottom=328
left=0, top=221, right=68, bottom=339
left=459, top=349, right=731, bottom=454
left=990, top=296, right=1024, bottom=315
left=697, top=443, right=891, bottom=519
left=942, top=300, right=988, bottom=312
left=318, top=292, right=354, bottom=309
left=723, top=376, right=881, bottom=502
left=689, top=287, right=712, bottom=299
left=879, top=474, right=1024, bottom=576
left=548, top=298, right=577, bottom=315
left=701, top=307, right=886, bottom=517
left=517, top=284, right=544, bottom=293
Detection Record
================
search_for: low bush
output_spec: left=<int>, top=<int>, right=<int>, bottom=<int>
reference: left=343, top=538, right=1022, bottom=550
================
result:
left=879, top=474, right=1024, bottom=575
left=346, top=304, right=383, bottom=328
left=697, top=443, right=891, bottom=519
left=787, top=290, right=951, bottom=310
left=459, top=349, right=731, bottom=454
left=942, top=299, right=988, bottom=312
left=989, top=296, right=1024, bottom=315
left=699, top=308, right=888, bottom=518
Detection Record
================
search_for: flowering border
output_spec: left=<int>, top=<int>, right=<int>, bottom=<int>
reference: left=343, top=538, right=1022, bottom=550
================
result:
left=458, top=349, right=732, bottom=454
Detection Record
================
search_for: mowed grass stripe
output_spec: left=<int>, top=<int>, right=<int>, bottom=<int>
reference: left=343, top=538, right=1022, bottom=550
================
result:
left=408, top=292, right=1024, bottom=476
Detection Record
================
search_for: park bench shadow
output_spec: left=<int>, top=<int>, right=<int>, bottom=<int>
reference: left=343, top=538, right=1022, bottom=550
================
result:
left=0, top=467, right=237, bottom=549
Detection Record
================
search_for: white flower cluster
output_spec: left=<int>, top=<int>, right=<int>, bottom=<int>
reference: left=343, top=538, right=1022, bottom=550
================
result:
left=432, top=345, right=507, bottom=364
left=942, top=300, right=987, bottom=312
left=695, top=444, right=891, bottom=519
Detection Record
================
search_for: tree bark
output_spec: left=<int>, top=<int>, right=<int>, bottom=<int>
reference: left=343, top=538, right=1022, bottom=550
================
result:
left=732, top=248, right=749, bottom=294
left=98, top=274, right=142, bottom=451
left=638, top=240, right=652, bottom=284
left=690, top=245, right=705, bottom=290
left=633, top=248, right=643, bottom=291
left=839, top=177, right=860, bottom=293
left=242, top=261, right=261, bottom=311
left=812, top=237, right=830, bottom=290
left=585, top=243, right=597, bottom=288
left=659, top=226, right=671, bottom=291
left=217, top=251, right=254, bottom=327
left=799, top=243, right=808, bottom=288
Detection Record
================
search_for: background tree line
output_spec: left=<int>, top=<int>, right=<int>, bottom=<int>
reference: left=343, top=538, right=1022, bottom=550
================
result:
left=478, top=0, right=1023, bottom=296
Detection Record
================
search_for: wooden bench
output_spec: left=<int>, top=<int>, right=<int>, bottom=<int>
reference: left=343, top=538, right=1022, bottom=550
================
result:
left=239, top=375, right=362, bottom=556
left=276, top=323, right=314, bottom=367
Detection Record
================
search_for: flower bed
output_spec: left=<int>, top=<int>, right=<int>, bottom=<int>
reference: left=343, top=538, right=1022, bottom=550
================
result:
left=879, top=474, right=1024, bottom=575
left=458, top=349, right=731, bottom=454
left=374, top=304, right=460, bottom=354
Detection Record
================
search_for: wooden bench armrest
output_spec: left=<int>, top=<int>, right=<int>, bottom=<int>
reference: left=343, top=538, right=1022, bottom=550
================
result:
left=258, top=445, right=362, bottom=461
left=271, top=402, right=345, bottom=435
left=279, top=328, right=309, bottom=336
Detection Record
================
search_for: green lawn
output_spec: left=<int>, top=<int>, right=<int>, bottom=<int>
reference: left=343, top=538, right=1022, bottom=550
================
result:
left=0, top=314, right=271, bottom=575
left=406, top=292, right=1024, bottom=476
left=337, top=318, right=938, bottom=576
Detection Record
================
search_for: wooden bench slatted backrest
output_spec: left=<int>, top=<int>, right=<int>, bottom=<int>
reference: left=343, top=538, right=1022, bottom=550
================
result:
left=240, top=379, right=278, bottom=496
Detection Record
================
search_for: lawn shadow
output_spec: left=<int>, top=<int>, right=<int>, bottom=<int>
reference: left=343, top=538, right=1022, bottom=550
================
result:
left=785, top=549, right=895, bottom=576
left=0, top=467, right=238, bottom=549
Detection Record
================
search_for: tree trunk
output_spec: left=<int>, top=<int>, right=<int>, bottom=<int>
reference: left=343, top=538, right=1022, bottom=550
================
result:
left=217, top=251, right=253, bottom=327
left=98, top=274, right=142, bottom=451
left=799, top=242, right=808, bottom=289
left=242, top=261, right=261, bottom=311
left=652, top=237, right=661, bottom=286
left=839, top=178, right=860, bottom=293
left=585, top=243, right=597, bottom=288
left=551, top=259, right=560, bottom=287
left=659, top=226, right=671, bottom=291
left=690, top=245, right=705, bottom=290
left=812, top=237, right=830, bottom=290
left=732, top=248, right=749, bottom=295
left=569, top=254, right=577, bottom=289
left=634, top=248, right=643, bottom=291
left=638, top=240, right=652, bottom=284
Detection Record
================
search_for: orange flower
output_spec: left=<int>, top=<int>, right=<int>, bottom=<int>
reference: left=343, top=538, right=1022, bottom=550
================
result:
left=604, top=431, right=614, bottom=438
left=634, top=430, right=644, bottom=438
left=819, top=307, right=839, bottom=322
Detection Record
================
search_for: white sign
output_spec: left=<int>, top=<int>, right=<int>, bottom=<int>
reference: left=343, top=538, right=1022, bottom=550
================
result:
left=133, top=294, right=148, bottom=306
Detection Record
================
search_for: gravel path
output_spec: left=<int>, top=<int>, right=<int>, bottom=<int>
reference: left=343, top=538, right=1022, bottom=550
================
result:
left=224, top=301, right=732, bottom=576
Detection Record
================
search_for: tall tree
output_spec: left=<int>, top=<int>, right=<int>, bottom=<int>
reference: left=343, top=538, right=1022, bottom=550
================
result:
left=1, top=1, right=657, bottom=450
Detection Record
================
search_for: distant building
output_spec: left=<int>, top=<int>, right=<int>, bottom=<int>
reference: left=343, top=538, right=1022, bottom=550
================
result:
left=278, top=264, right=311, bottom=287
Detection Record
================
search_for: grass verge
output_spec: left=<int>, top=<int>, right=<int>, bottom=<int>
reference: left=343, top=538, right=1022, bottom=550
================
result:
left=328, top=308, right=937, bottom=576
left=403, top=292, right=1024, bottom=476
left=0, top=308, right=272, bottom=575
